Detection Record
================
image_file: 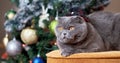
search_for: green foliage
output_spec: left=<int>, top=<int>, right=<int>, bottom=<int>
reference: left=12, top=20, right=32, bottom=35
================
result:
left=10, top=0, right=19, bottom=6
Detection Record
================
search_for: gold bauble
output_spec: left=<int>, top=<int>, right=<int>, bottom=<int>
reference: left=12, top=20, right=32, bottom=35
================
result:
left=21, top=28, right=38, bottom=45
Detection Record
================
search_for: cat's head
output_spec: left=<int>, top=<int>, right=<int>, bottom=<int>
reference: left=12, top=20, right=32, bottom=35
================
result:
left=55, top=16, right=88, bottom=44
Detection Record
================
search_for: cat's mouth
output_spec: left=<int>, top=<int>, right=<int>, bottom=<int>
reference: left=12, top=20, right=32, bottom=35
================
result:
left=63, top=36, right=66, bottom=39
left=62, top=36, right=69, bottom=41
left=63, top=36, right=74, bottom=40
left=61, top=36, right=75, bottom=44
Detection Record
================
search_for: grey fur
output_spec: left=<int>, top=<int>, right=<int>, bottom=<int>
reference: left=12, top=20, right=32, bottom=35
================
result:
left=55, top=11, right=120, bottom=56
left=88, top=11, right=120, bottom=50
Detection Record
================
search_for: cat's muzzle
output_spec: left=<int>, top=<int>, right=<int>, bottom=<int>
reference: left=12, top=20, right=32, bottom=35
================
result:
left=60, top=36, right=75, bottom=44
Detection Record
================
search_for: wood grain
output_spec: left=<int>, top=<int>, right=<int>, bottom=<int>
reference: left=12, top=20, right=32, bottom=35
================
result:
left=46, top=50, right=120, bottom=63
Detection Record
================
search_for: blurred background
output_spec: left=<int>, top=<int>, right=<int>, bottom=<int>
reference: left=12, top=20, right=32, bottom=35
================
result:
left=0, top=0, right=120, bottom=56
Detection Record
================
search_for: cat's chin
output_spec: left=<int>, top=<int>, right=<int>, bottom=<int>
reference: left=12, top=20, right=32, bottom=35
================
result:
left=59, top=38, right=74, bottom=44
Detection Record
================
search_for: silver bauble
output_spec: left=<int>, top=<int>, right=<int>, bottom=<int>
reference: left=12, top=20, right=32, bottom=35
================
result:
left=6, top=38, right=22, bottom=56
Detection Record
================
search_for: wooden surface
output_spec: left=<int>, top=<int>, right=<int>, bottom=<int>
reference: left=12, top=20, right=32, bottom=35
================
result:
left=46, top=50, right=120, bottom=63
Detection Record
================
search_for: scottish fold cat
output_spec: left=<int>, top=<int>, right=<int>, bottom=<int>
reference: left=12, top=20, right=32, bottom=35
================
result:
left=55, top=11, right=120, bottom=57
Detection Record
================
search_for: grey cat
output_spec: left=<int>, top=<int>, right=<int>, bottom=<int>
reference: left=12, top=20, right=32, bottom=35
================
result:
left=55, top=11, right=120, bottom=57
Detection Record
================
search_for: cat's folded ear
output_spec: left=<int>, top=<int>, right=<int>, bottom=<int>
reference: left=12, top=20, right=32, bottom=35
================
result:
left=57, top=16, right=86, bottom=24
left=58, top=16, right=69, bottom=21
left=57, top=17, right=63, bottom=24
left=57, top=17, right=62, bottom=21
left=57, top=16, right=71, bottom=23
left=73, top=16, right=86, bottom=24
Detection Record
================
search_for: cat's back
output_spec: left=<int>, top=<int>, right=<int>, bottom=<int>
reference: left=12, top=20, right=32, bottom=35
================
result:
left=88, top=11, right=115, bottom=35
left=88, top=11, right=120, bottom=49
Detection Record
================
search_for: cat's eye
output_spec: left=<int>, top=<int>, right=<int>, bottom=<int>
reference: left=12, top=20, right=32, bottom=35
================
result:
left=69, top=26, right=75, bottom=31
left=58, top=26, right=63, bottom=31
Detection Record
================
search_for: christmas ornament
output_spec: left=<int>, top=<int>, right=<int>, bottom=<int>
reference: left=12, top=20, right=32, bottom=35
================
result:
left=1, top=52, right=8, bottom=59
left=39, top=3, right=49, bottom=29
left=38, top=19, right=46, bottom=29
left=21, top=28, right=38, bottom=45
left=5, top=9, right=16, bottom=20
left=6, top=38, right=22, bottom=56
left=3, top=33, right=9, bottom=47
left=49, top=20, right=58, bottom=33
left=32, top=56, right=44, bottom=63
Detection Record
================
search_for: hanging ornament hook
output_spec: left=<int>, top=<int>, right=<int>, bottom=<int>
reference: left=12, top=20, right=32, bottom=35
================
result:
left=55, top=10, right=59, bottom=21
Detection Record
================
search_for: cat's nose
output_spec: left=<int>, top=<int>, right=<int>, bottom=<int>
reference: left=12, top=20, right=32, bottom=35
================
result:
left=63, top=33, right=66, bottom=35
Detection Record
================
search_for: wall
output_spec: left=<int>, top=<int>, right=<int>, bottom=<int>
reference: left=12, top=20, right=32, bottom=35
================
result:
left=0, top=0, right=16, bottom=55
left=105, top=0, right=120, bottom=13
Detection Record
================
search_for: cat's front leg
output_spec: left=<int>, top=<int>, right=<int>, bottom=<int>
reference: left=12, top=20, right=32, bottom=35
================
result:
left=57, top=41, right=73, bottom=57
left=60, top=48, right=73, bottom=57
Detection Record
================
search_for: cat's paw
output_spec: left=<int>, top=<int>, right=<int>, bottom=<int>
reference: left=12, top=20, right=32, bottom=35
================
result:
left=61, top=52, right=72, bottom=57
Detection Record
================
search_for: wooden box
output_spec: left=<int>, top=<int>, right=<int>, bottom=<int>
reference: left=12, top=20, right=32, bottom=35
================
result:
left=46, top=50, right=120, bottom=63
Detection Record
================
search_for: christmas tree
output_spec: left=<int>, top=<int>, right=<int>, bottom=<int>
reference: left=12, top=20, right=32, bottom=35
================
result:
left=1, top=0, right=110, bottom=63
